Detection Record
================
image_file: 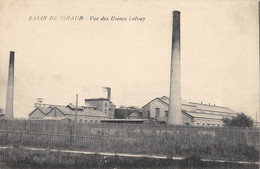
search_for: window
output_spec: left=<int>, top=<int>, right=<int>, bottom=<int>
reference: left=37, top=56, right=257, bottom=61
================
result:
left=79, top=119, right=82, bottom=123
left=147, top=111, right=150, bottom=118
left=85, top=120, right=88, bottom=123
left=165, top=111, right=168, bottom=118
left=105, top=109, right=107, bottom=113
left=197, top=123, right=199, bottom=125
left=155, top=108, right=160, bottom=119
left=105, top=103, right=108, bottom=107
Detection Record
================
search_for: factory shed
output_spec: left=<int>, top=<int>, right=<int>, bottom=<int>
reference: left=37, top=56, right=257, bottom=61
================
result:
left=29, top=103, right=109, bottom=123
left=142, top=96, right=237, bottom=127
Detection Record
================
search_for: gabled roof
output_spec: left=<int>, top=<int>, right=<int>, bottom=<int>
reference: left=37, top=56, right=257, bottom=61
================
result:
left=29, top=103, right=108, bottom=118
left=142, top=97, right=168, bottom=109
left=188, top=102, right=237, bottom=115
left=182, top=111, right=194, bottom=118
left=185, top=111, right=235, bottom=120
left=160, top=96, right=191, bottom=105
left=128, top=112, right=142, bottom=117
left=29, top=107, right=53, bottom=116
left=48, top=104, right=108, bottom=117
left=46, top=107, right=67, bottom=116
left=142, top=96, right=192, bottom=108
left=66, top=103, right=83, bottom=111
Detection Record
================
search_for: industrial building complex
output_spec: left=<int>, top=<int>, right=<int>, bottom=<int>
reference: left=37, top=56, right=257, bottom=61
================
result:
left=29, top=88, right=115, bottom=123
left=142, top=96, right=237, bottom=126
left=28, top=93, right=238, bottom=127
left=3, top=11, right=242, bottom=127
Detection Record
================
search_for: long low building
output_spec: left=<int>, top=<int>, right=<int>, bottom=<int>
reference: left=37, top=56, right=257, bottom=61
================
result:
left=142, top=96, right=237, bottom=126
left=29, top=103, right=109, bottom=123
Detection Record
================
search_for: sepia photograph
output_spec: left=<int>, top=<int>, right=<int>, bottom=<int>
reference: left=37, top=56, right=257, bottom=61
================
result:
left=0, top=0, right=259, bottom=168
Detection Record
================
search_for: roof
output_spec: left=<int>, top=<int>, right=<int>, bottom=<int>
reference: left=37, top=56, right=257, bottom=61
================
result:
left=186, top=112, right=233, bottom=120
left=66, top=103, right=83, bottom=110
left=30, top=103, right=108, bottom=118
left=48, top=105, right=107, bottom=117
left=29, top=107, right=52, bottom=116
left=182, top=111, right=194, bottom=118
left=188, top=102, right=237, bottom=115
left=38, top=107, right=52, bottom=114
left=142, top=96, right=193, bottom=108
left=126, top=112, right=142, bottom=118
left=142, top=96, right=237, bottom=116
left=188, top=102, right=228, bottom=109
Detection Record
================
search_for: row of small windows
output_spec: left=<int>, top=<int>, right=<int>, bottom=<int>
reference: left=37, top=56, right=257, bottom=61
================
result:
left=196, top=123, right=222, bottom=126
left=146, top=108, right=168, bottom=119
left=156, top=108, right=168, bottom=118
left=196, top=118, right=221, bottom=123
left=80, top=119, right=99, bottom=123
left=68, top=119, right=100, bottom=123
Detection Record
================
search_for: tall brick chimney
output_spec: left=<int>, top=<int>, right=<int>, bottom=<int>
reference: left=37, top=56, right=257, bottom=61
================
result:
left=168, top=11, right=183, bottom=125
left=5, top=51, right=15, bottom=118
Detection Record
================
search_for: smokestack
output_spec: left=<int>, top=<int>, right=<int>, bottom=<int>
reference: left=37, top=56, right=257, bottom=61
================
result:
left=168, top=11, right=183, bottom=125
left=106, top=87, right=111, bottom=101
left=103, top=87, right=111, bottom=101
left=5, top=51, right=15, bottom=118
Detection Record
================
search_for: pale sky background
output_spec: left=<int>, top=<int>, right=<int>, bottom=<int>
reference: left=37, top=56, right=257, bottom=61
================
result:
left=0, top=0, right=259, bottom=120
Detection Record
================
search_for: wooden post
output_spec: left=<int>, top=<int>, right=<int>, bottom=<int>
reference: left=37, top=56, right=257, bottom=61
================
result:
left=74, top=94, right=78, bottom=143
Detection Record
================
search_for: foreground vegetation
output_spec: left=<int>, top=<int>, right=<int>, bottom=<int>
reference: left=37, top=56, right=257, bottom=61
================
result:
left=0, top=147, right=258, bottom=169
left=0, top=119, right=259, bottom=162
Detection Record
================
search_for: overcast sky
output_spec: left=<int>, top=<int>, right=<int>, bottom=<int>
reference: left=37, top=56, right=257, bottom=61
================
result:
left=0, top=0, right=259, bottom=120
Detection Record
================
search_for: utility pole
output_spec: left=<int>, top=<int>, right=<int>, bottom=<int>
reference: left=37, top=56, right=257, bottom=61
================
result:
left=256, top=111, right=258, bottom=128
left=73, top=94, right=78, bottom=142
left=75, top=94, right=78, bottom=122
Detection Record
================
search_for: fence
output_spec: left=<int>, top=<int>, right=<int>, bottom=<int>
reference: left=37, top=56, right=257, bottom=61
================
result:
left=0, top=119, right=259, bottom=161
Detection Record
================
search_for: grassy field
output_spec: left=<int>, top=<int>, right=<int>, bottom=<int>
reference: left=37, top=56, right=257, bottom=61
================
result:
left=0, top=119, right=259, bottom=161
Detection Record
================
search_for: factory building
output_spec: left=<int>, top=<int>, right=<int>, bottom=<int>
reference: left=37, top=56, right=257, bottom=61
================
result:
left=114, top=107, right=142, bottom=119
left=29, top=87, right=115, bottom=122
left=142, top=96, right=237, bottom=126
left=84, top=87, right=115, bottom=119
left=29, top=102, right=109, bottom=123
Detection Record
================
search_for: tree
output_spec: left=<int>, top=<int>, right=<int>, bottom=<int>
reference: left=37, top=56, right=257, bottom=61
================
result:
left=222, top=112, right=254, bottom=127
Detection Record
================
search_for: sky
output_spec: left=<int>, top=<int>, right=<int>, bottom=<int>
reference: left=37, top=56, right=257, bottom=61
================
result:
left=0, top=0, right=259, bottom=120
